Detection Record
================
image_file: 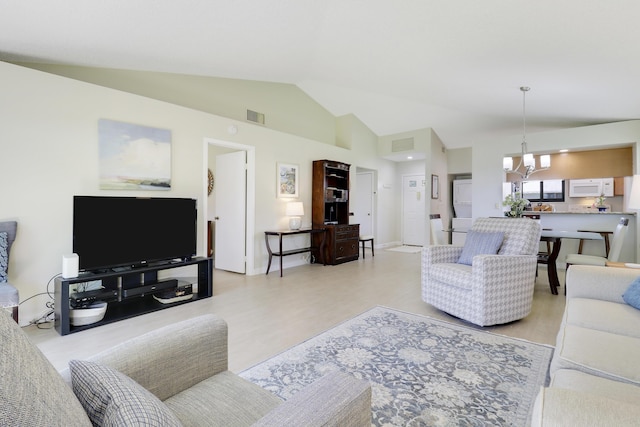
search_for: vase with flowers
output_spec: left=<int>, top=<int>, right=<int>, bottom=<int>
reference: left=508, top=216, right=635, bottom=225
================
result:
left=503, top=192, right=529, bottom=218
left=595, top=194, right=607, bottom=212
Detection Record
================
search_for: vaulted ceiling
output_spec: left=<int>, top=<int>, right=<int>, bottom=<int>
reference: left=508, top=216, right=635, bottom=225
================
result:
left=2, top=1, right=640, bottom=149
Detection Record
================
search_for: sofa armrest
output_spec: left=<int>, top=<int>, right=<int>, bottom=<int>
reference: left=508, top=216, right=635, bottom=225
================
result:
left=422, top=245, right=464, bottom=265
left=532, top=387, right=640, bottom=426
left=566, top=265, right=640, bottom=303
left=472, top=254, right=537, bottom=284
left=252, top=371, right=371, bottom=427
left=89, top=314, right=228, bottom=401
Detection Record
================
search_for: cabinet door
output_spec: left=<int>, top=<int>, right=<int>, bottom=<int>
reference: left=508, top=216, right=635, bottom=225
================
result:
left=335, top=239, right=359, bottom=261
left=614, top=177, right=625, bottom=196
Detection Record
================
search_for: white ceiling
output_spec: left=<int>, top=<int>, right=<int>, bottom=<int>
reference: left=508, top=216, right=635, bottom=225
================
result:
left=2, top=1, right=640, bottom=149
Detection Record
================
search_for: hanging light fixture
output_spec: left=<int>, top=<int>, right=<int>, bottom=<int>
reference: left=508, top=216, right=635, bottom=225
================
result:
left=503, top=87, right=550, bottom=179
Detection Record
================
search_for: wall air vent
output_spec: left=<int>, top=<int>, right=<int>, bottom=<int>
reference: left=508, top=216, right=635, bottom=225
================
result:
left=391, top=137, right=414, bottom=152
left=246, top=109, right=265, bottom=125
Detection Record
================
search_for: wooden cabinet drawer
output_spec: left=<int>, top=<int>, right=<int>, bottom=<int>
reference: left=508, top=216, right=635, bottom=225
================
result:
left=335, top=224, right=359, bottom=240
left=336, top=239, right=359, bottom=260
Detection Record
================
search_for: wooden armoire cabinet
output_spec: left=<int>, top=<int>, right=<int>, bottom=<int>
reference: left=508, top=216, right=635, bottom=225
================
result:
left=312, top=160, right=359, bottom=265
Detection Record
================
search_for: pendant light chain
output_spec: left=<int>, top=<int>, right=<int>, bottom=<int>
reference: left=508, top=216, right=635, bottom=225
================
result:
left=503, top=85, right=549, bottom=180
left=521, top=86, right=529, bottom=151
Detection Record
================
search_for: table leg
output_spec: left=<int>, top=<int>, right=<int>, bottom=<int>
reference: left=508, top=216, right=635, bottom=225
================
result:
left=319, top=230, right=327, bottom=265
left=546, top=238, right=562, bottom=295
left=279, top=234, right=284, bottom=277
left=265, top=233, right=273, bottom=275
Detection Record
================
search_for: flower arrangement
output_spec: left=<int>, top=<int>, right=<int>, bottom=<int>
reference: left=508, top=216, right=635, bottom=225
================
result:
left=503, top=192, right=529, bottom=218
left=595, top=194, right=606, bottom=207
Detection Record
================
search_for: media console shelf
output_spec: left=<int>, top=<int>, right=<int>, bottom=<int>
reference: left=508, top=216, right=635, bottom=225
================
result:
left=54, top=257, right=212, bottom=335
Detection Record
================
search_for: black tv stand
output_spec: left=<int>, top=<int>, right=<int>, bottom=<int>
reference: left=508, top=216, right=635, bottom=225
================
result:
left=54, top=257, right=212, bottom=335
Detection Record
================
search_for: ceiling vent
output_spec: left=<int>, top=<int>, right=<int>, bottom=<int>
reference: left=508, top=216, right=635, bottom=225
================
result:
left=246, top=109, right=265, bottom=125
left=391, top=137, right=414, bottom=152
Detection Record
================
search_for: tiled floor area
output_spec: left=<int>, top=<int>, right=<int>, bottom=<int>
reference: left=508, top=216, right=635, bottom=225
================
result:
left=25, top=249, right=565, bottom=373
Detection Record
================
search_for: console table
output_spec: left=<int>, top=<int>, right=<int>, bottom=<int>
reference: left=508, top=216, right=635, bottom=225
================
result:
left=264, top=228, right=326, bottom=276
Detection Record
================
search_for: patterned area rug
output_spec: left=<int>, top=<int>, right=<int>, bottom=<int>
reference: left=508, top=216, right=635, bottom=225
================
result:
left=240, top=306, right=553, bottom=426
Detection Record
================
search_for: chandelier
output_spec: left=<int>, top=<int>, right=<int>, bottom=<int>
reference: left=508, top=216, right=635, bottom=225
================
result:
left=503, top=86, right=550, bottom=180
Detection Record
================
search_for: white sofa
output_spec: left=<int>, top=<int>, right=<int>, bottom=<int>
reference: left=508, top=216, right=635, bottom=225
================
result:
left=532, top=265, right=640, bottom=425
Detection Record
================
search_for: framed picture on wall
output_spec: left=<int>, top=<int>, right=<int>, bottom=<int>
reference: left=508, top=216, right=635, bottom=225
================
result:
left=98, top=119, right=172, bottom=190
left=431, top=174, right=439, bottom=199
left=277, top=163, right=299, bottom=198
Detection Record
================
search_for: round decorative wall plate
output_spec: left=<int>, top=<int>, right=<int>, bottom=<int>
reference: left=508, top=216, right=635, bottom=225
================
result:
left=208, top=169, right=214, bottom=195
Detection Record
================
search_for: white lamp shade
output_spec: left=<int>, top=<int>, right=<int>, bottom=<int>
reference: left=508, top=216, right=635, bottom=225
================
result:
left=523, top=153, right=535, bottom=168
left=628, top=175, right=640, bottom=210
left=540, top=154, right=551, bottom=168
left=503, top=157, right=513, bottom=170
left=286, top=202, right=304, bottom=216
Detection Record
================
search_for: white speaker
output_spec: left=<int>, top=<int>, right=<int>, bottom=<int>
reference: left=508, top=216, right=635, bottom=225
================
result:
left=62, top=253, right=79, bottom=278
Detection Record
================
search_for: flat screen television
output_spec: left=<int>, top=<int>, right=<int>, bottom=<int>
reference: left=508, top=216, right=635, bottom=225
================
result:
left=73, top=196, right=197, bottom=272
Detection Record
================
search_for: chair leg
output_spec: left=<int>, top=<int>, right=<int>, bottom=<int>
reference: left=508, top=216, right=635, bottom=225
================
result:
left=359, top=238, right=374, bottom=259
left=12, top=306, right=18, bottom=323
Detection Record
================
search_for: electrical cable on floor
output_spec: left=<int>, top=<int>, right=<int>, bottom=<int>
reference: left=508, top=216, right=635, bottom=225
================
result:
left=19, top=273, right=60, bottom=328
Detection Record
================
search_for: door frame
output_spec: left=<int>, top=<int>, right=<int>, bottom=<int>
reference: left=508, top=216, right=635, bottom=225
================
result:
left=203, top=137, right=256, bottom=275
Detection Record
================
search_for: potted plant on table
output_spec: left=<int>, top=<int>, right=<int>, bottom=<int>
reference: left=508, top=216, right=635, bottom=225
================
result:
left=595, top=194, right=607, bottom=212
left=503, top=192, right=529, bottom=218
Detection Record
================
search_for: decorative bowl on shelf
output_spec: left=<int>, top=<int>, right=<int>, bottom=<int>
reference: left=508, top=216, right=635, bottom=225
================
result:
left=70, top=301, right=107, bottom=326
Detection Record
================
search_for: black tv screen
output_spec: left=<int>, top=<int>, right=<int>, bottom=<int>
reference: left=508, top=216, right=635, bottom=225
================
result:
left=73, top=196, right=197, bottom=271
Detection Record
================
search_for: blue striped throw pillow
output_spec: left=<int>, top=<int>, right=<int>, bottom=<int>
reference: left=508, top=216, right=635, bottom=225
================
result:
left=457, top=231, right=505, bottom=266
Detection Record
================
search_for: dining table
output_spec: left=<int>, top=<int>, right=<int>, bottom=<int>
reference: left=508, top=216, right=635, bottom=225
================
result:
left=539, top=230, right=604, bottom=295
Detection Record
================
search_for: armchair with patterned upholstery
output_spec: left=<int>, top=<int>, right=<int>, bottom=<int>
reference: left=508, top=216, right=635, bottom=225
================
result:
left=0, top=221, right=19, bottom=322
left=421, top=217, right=541, bottom=326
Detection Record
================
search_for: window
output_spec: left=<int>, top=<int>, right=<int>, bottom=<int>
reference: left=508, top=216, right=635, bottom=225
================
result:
left=522, top=180, right=565, bottom=202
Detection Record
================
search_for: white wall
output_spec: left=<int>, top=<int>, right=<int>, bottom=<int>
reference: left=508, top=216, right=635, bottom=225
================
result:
left=0, top=62, right=398, bottom=324
left=15, top=63, right=339, bottom=146
left=447, top=147, right=472, bottom=175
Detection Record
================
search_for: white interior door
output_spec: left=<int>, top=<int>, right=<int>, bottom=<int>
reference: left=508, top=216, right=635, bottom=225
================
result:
left=402, top=175, right=426, bottom=246
left=354, top=171, right=374, bottom=236
left=214, top=150, right=246, bottom=273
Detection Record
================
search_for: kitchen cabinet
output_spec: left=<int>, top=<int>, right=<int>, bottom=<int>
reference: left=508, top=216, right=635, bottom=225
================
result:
left=614, top=177, right=625, bottom=196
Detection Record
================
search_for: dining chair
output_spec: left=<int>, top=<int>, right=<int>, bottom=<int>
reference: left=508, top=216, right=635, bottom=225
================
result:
left=0, top=221, right=19, bottom=322
left=429, top=214, right=450, bottom=245
left=565, top=218, right=629, bottom=269
left=359, top=235, right=374, bottom=258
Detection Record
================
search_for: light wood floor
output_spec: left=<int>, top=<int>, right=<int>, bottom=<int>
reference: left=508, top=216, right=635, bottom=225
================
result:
left=26, top=249, right=565, bottom=373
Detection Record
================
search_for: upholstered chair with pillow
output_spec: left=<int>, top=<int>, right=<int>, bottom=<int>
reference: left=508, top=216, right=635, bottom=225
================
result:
left=421, top=217, right=541, bottom=326
left=0, top=221, right=19, bottom=322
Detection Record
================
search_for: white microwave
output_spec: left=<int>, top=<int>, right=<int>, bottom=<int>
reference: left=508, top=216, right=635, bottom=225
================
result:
left=569, top=178, right=614, bottom=197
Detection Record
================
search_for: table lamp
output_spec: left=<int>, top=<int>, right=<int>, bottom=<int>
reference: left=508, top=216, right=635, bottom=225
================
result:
left=286, top=202, right=304, bottom=230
